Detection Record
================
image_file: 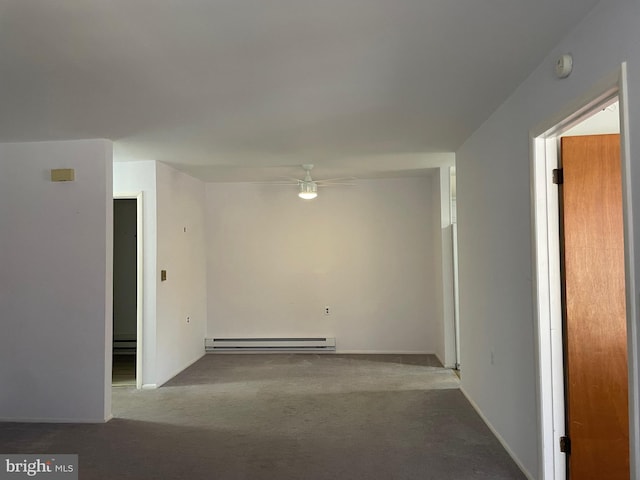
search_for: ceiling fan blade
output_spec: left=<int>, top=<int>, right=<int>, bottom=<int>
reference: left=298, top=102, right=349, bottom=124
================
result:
left=315, top=176, right=357, bottom=183
left=316, top=182, right=356, bottom=187
left=251, top=181, right=300, bottom=185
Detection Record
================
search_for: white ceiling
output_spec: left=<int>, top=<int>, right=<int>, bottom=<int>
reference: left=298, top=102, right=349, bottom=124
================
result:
left=0, top=0, right=600, bottom=181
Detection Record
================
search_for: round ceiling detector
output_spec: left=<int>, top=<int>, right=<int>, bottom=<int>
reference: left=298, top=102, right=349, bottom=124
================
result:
left=555, top=54, right=573, bottom=79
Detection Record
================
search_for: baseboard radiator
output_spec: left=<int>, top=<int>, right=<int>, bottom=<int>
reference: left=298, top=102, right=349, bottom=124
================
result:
left=205, top=337, right=336, bottom=353
left=113, top=339, right=136, bottom=355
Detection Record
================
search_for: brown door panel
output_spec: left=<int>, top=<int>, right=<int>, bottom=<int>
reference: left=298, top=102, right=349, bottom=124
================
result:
left=561, top=134, right=629, bottom=479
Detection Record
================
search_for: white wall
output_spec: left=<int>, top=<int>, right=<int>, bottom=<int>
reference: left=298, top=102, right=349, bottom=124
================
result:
left=113, top=161, right=158, bottom=387
left=456, top=0, right=640, bottom=477
left=0, top=139, right=113, bottom=422
left=155, top=162, right=207, bottom=385
left=430, top=167, right=457, bottom=366
left=431, top=173, right=446, bottom=362
left=113, top=161, right=207, bottom=387
left=438, top=168, right=457, bottom=368
left=206, top=177, right=439, bottom=353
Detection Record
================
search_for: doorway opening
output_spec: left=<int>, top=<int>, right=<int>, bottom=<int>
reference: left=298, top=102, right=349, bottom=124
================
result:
left=113, top=193, right=143, bottom=389
left=531, top=64, right=638, bottom=479
left=450, top=166, right=460, bottom=371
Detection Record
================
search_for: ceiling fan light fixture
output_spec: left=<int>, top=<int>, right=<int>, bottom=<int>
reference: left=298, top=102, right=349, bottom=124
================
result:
left=298, top=181, right=318, bottom=200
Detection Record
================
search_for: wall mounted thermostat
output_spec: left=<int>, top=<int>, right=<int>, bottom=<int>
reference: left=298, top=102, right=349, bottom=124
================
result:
left=555, top=54, right=573, bottom=79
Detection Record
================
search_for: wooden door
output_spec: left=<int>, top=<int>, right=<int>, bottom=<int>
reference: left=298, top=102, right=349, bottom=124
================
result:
left=561, top=134, right=629, bottom=479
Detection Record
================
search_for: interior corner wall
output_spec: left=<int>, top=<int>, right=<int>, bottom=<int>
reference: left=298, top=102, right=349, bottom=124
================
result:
left=205, top=177, right=438, bottom=354
left=0, top=139, right=113, bottom=422
left=155, top=162, right=206, bottom=385
left=113, top=160, right=158, bottom=387
left=455, top=0, right=640, bottom=477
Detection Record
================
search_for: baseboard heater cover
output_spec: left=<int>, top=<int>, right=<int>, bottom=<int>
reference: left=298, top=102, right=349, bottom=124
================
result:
left=205, top=337, right=336, bottom=353
left=113, top=339, right=136, bottom=355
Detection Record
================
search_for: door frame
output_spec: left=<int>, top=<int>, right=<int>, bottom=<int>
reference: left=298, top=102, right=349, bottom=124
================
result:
left=450, top=166, right=461, bottom=370
left=114, top=192, right=144, bottom=389
left=530, top=63, right=638, bottom=479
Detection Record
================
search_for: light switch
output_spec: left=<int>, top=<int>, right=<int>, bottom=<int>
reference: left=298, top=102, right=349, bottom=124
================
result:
left=161, top=270, right=167, bottom=281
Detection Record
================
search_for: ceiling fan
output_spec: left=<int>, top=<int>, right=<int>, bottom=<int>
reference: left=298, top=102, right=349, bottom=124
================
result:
left=263, top=164, right=355, bottom=200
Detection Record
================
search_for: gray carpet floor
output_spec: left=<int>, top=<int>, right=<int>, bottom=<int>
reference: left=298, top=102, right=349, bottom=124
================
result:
left=0, top=354, right=526, bottom=479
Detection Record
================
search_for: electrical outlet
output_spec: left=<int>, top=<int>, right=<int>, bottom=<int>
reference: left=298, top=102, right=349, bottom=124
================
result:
left=186, top=316, right=191, bottom=324
left=324, top=306, right=331, bottom=315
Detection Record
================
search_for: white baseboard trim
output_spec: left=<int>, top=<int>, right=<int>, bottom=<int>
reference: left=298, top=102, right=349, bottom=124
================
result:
left=460, top=386, right=535, bottom=480
left=142, top=384, right=157, bottom=390
left=156, top=352, right=206, bottom=388
left=0, top=415, right=112, bottom=423
left=335, top=350, right=434, bottom=355
left=434, top=353, right=455, bottom=368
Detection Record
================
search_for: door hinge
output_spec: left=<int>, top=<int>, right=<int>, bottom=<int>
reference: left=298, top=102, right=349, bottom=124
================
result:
left=560, top=436, right=571, bottom=454
left=552, top=168, right=564, bottom=185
